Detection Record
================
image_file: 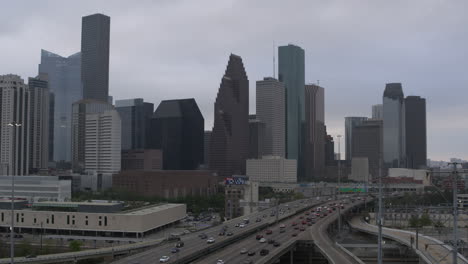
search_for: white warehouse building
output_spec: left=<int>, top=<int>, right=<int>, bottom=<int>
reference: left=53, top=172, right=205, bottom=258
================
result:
left=246, top=156, right=297, bottom=183
left=0, top=176, right=71, bottom=202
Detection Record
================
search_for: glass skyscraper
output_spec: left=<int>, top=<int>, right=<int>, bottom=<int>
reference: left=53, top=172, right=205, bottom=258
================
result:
left=278, top=44, right=305, bottom=177
left=345, top=116, right=368, bottom=162
left=383, top=83, right=406, bottom=168
left=81, top=13, right=110, bottom=102
left=115, top=99, right=154, bottom=150
left=405, top=96, right=426, bottom=169
left=39, top=49, right=82, bottom=163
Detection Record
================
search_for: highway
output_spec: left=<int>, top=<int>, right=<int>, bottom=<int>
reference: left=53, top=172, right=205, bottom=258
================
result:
left=112, top=198, right=319, bottom=264
left=193, top=197, right=368, bottom=264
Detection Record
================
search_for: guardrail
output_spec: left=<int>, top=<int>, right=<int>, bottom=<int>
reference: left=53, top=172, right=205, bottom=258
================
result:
left=335, top=242, right=366, bottom=264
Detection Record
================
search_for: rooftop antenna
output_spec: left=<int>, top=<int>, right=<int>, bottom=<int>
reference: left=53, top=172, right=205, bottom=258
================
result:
left=273, top=41, right=276, bottom=78
left=317, top=80, right=320, bottom=86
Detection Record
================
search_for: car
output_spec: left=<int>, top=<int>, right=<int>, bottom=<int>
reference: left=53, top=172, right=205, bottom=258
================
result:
left=176, top=241, right=184, bottom=248
left=265, top=229, right=273, bottom=235
left=239, top=223, right=246, bottom=228
left=199, top=233, right=208, bottom=239
left=218, top=231, right=225, bottom=236
left=240, top=248, right=248, bottom=254
left=25, top=254, right=36, bottom=258
left=302, top=221, right=307, bottom=225
left=259, top=238, right=267, bottom=243
left=292, top=222, right=297, bottom=226
left=299, top=216, right=303, bottom=219
left=243, top=260, right=253, bottom=264
left=217, top=260, right=225, bottom=264
left=184, top=229, right=190, bottom=234
left=171, top=248, right=180, bottom=253
left=292, top=233, right=298, bottom=237
left=280, top=229, right=285, bottom=233
left=256, top=218, right=262, bottom=222
left=279, top=224, right=286, bottom=228
left=260, top=249, right=269, bottom=256
left=235, top=223, right=240, bottom=227
left=248, top=250, right=256, bottom=256
left=299, top=227, right=305, bottom=231
left=273, top=241, right=281, bottom=247
left=226, top=232, right=233, bottom=236
left=207, top=237, right=215, bottom=244
left=256, top=234, right=263, bottom=240
left=294, top=226, right=299, bottom=230
left=307, top=222, right=313, bottom=226
left=159, top=256, right=170, bottom=263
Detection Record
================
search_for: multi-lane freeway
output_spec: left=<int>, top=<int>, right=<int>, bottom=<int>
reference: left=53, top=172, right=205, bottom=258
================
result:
left=115, top=195, right=368, bottom=264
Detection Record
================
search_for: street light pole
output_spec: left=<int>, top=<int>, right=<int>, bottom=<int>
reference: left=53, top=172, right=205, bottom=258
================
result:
left=337, top=134, right=342, bottom=233
left=7, top=121, right=21, bottom=264
left=377, top=153, right=383, bottom=264
left=449, top=162, right=460, bottom=264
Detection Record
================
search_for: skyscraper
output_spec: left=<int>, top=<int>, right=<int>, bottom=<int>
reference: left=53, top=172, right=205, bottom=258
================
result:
left=149, top=98, right=204, bottom=170
left=345, top=116, right=368, bottom=162
left=383, top=83, right=406, bottom=167
left=39, top=49, right=81, bottom=163
left=204, top=131, right=212, bottom=168
left=372, top=104, right=383, bottom=120
left=0, top=75, right=30, bottom=176
left=248, top=115, right=265, bottom=159
left=256, top=77, right=285, bottom=157
left=325, top=134, right=335, bottom=166
left=115, top=98, right=154, bottom=150
left=71, top=99, right=114, bottom=173
left=405, top=96, right=427, bottom=169
left=304, top=84, right=325, bottom=180
left=81, top=13, right=110, bottom=102
left=209, top=54, right=249, bottom=177
left=352, top=119, right=383, bottom=180
left=28, top=76, right=50, bottom=173
left=278, top=44, right=305, bottom=163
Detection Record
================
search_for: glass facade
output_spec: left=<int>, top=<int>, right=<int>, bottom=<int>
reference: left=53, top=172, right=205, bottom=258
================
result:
left=345, top=116, right=368, bottom=162
left=115, top=99, right=154, bottom=150
left=405, top=96, right=426, bottom=169
left=39, top=50, right=82, bottom=163
left=383, top=83, right=405, bottom=168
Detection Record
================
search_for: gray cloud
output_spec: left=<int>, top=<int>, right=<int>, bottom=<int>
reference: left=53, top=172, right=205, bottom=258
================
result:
left=1, top=0, right=467, bottom=161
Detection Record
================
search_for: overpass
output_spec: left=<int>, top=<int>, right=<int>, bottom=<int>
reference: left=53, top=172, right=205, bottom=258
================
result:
left=349, top=216, right=468, bottom=264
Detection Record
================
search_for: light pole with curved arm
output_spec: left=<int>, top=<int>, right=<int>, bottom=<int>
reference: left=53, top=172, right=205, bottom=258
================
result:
left=7, top=121, right=21, bottom=264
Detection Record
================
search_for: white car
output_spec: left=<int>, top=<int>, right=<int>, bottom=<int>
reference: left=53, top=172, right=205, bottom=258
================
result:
left=159, top=256, right=170, bottom=263
left=217, top=260, right=225, bottom=264
left=239, top=223, right=245, bottom=228
left=207, top=237, right=215, bottom=243
left=259, top=238, right=266, bottom=243
left=240, top=248, right=248, bottom=254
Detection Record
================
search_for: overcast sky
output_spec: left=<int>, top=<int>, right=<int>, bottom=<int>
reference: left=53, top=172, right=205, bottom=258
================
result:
left=1, top=0, right=467, bottom=161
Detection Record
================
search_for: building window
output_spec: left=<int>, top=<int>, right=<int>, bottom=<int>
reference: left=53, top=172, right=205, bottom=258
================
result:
left=1, top=212, right=3, bottom=222
left=46, top=219, right=49, bottom=224
left=51, top=215, right=54, bottom=224
left=104, top=216, right=107, bottom=226
left=67, top=215, right=70, bottom=225
left=34, top=218, right=37, bottom=224
left=16, top=213, right=19, bottom=223
left=72, top=215, right=75, bottom=225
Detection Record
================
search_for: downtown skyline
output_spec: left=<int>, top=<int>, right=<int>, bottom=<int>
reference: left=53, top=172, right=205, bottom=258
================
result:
left=1, top=0, right=467, bottom=161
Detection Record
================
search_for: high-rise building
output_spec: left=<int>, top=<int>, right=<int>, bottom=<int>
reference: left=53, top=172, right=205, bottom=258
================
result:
left=372, top=104, right=383, bottom=120
left=383, top=83, right=406, bottom=167
left=28, top=76, right=50, bottom=173
left=246, top=156, right=297, bottom=183
left=38, top=49, right=82, bottom=163
left=149, top=98, right=204, bottom=170
left=81, top=13, right=110, bottom=102
left=256, top=77, right=285, bottom=157
left=248, top=115, right=265, bottom=159
left=345, top=116, right=368, bottom=162
left=115, top=98, right=154, bottom=150
left=405, top=96, right=427, bottom=169
left=209, top=54, right=249, bottom=177
left=84, top=109, right=121, bottom=175
left=71, top=99, right=114, bottom=173
left=203, top=131, right=211, bottom=168
left=352, top=119, right=383, bottom=180
left=304, top=84, right=325, bottom=180
left=278, top=44, right=305, bottom=165
left=0, top=75, right=30, bottom=176
left=325, top=133, right=335, bottom=166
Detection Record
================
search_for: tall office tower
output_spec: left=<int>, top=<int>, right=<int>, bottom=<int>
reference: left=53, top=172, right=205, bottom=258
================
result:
left=39, top=49, right=82, bottom=163
left=372, top=104, right=383, bottom=120
left=278, top=44, right=305, bottom=178
left=304, top=84, right=325, bottom=180
left=84, top=109, right=121, bottom=175
left=352, top=119, right=383, bottom=180
left=209, top=54, right=249, bottom=177
left=256, top=77, right=285, bottom=157
left=204, top=131, right=212, bottom=168
left=0, top=75, right=30, bottom=175
left=28, top=76, right=50, bottom=173
left=149, top=99, right=204, bottom=170
left=248, top=115, right=265, bottom=159
left=345, top=116, right=368, bottom=162
left=115, top=98, right=154, bottom=150
left=324, top=134, right=335, bottom=166
left=81, top=13, right=110, bottom=102
left=71, top=99, right=114, bottom=173
left=383, top=83, right=406, bottom=168
left=405, top=96, right=427, bottom=169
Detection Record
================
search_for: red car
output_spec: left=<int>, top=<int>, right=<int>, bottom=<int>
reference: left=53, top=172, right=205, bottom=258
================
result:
left=292, top=222, right=297, bottom=226
left=301, top=221, right=307, bottom=225
left=256, top=234, right=263, bottom=240
left=266, top=229, right=273, bottom=235
left=292, top=233, right=298, bottom=237
left=299, top=227, right=305, bottom=231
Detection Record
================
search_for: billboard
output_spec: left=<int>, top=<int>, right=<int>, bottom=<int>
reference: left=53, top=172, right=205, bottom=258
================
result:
left=339, top=187, right=366, bottom=193
left=225, top=177, right=247, bottom=185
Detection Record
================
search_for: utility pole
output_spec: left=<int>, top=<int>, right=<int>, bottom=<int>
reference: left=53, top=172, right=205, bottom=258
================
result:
left=449, top=162, right=460, bottom=264
left=377, top=154, right=383, bottom=264
left=7, top=121, right=21, bottom=264
left=337, top=134, right=342, bottom=232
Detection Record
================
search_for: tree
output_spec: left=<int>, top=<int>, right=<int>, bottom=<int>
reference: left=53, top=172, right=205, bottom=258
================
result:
left=419, top=214, right=432, bottom=226
left=18, top=239, right=33, bottom=256
left=409, top=215, right=420, bottom=228
left=69, top=240, right=83, bottom=252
